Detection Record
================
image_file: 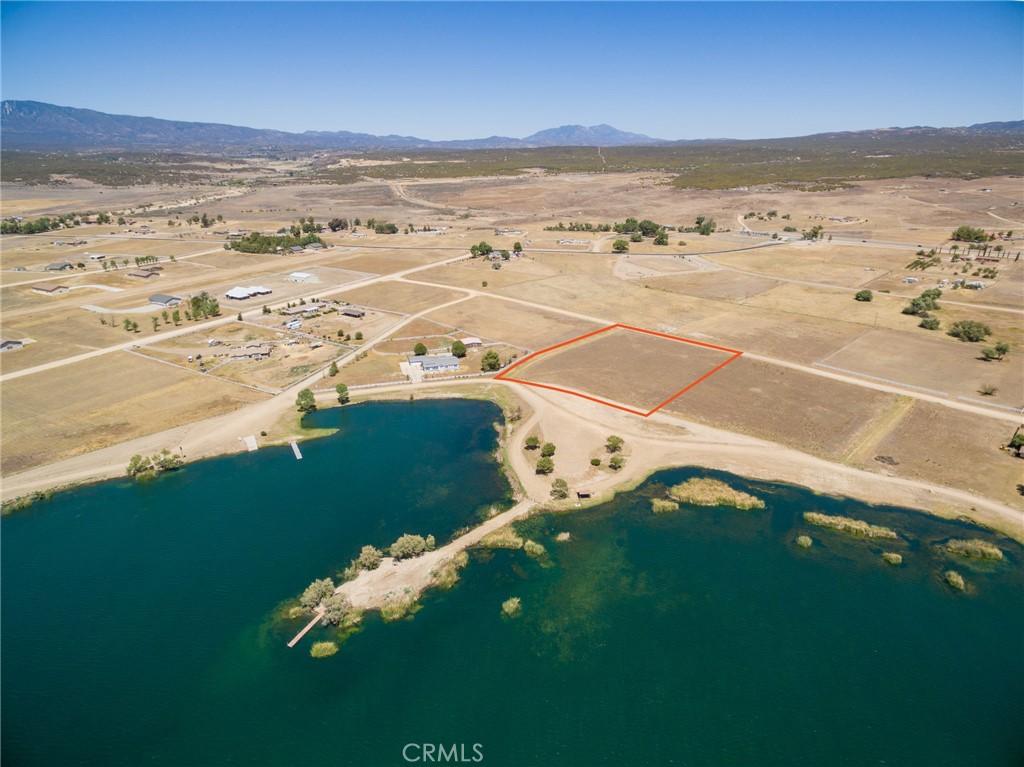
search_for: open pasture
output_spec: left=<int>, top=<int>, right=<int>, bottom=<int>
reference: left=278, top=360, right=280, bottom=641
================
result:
left=501, top=325, right=741, bottom=414
left=336, top=280, right=463, bottom=314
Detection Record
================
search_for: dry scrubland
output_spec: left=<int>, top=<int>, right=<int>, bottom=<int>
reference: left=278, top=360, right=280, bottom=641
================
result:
left=2, top=170, right=1022, bottom=522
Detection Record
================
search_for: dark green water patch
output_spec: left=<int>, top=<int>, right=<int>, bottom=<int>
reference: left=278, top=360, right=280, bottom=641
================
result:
left=2, top=422, right=1021, bottom=766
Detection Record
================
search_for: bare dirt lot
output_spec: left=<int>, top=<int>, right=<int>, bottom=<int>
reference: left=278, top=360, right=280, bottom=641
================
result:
left=1, top=352, right=267, bottom=473
left=504, top=325, right=740, bottom=413
left=336, top=280, right=463, bottom=314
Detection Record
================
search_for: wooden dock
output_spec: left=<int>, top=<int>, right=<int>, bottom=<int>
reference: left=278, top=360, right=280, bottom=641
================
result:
left=290, top=440, right=302, bottom=460
left=287, top=610, right=323, bottom=648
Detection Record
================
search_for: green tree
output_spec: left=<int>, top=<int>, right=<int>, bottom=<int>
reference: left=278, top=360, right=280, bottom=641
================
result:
left=919, top=317, right=941, bottom=330
left=481, top=350, right=501, bottom=371
left=609, top=454, right=625, bottom=470
left=300, top=578, right=335, bottom=610
left=296, top=388, right=317, bottom=413
left=855, top=290, right=873, bottom=302
left=414, top=342, right=428, bottom=356
left=948, top=320, right=992, bottom=343
left=390, top=534, right=429, bottom=560
left=328, top=361, right=339, bottom=377
left=151, top=316, right=159, bottom=331
left=612, top=239, right=629, bottom=253
left=357, top=545, right=383, bottom=570
left=951, top=225, right=987, bottom=243
left=500, top=249, right=510, bottom=260
left=354, top=331, right=363, bottom=341
left=653, top=231, right=669, bottom=246
left=540, top=442, right=556, bottom=457
left=606, top=435, right=624, bottom=453
left=525, top=435, right=540, bottom=450
left=450, top=340, right=467, bottom=358
left=321, top=593, right=355, bottom=625
left=982, top=347, right=1000, bottom=361
left=335, top=383, right=350, bottom=404
left=125, top=454, right=153, bottom=476
left=513, top=241, right=523, bottom=254
left=994, top=341, right=1010, bottom=359
left=535, top=456, right=554, bottom=474
left=629, top=232, right=643, bottom=243
left=550, top=478, right=569, bottom=499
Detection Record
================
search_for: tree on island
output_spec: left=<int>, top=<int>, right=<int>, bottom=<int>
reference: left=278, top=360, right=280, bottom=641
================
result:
left=357, top=545, right=383, bottom=570
left=300, top=578, right=335, bottom=611
left=296, top=388, right=317, bottom=413
left=320, top=594, right=355, bottom=625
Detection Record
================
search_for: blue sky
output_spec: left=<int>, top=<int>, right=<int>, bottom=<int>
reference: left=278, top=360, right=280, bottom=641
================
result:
left=2, top=2, right=1021, bottom=140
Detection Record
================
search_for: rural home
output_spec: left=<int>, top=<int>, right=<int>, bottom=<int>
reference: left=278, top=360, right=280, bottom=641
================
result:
left=281, top=304, right=325, bottom=316
left=45, top=262, right=73, bottom=271
left=86, top=252, right=108, bottom=260
left=149, top=294, right=181, bottom=308
left=408, top=354, right=461, bottom=374
left=341, top=307, right=365, bottom=318
left=0, top=338, right=25, bottom=352
left=289, top=246, right=305, bottom=254
left=288, top=271, right=317, bottom=283
left=31, top=282, right=68, bottom=295
left=128, top=271, right=158, bottom=279
left=460, top=336, right=482, bottom=347
left=229, top=344, right=272, bottom=360
left=306, top=242, right=325, bottom=250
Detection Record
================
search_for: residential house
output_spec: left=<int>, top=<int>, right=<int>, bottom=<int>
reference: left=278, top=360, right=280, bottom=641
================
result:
left=408, top=354, right=461, bottom=374
left=31, top=282, right=68, bottom=295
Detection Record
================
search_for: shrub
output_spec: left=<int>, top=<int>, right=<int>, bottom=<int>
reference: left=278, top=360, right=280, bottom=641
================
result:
left=502, top=597, right=522, bottom=617
left=802, top=512, right=897, bottom=539
left=919, top=317, right=941, bottom=330
left=525, top=435, right=540, bottom=450
left=430, top=551, right=469, bottom=590
left=590, top=457, right=602, bottom=466
left=310, top=641, right=339, bottom=658
left=651, top=498, right=680, bottom=514
left=535, top=457, right=554, bottom=474
left=550, top=478, right=569, bottom=499
left=523, top=540, right=547, bottom=558
left=357, top=545, right=384, bottom=570
left=796, top=535, right=813, bottom=549
left=390, top=533, right=430, bottom=560
left=979, top=383, right=998, bottom=396
left=948, top=320, right=992, bottom=343
left=854, top=290, right=873, bottom=302
left=668, top=478, right=764, bottom=509
left=380, top=592, right=419, bottom=622
left=944, top=539, right=1003, bottom=560
left=540, top=442, right=556, bottom=457
left=606, top=435, right=624, bottom=453
left=944, top=570, right=967, bottom=592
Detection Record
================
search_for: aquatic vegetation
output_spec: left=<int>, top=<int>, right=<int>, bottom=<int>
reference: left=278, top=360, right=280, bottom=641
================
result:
left=380, top=591, right=420, bottom=622
left=524, top=540, right=547, bottom=558
left=1, top=490, right=52, bottom=514
left=668, top=478, right=765, bottom=510
left=944, top=570, right=967, bottom=592
left=651, top=498, right=680, bottom=514
left=310, top=641, right=339, bottom=658
left=803, top=512, right=898, bottom=539
left=882, top=552, right=903, bottom=565
left=944, top=539, right=1004, bottom=561
left=502, top=597, right=522, bottom=617
left=796, top=535, right=813, bottom=549
left=430, top=551, right=470, bottom=590
left=555, top=532, right=572, bottom=542
left=479, top=525, right=524, bottom=549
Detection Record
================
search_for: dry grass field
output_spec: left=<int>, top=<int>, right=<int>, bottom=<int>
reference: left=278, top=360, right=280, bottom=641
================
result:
left=819, top=328, right=1024, bottom=406
left=663, top=356, right=899, bottom=461
left=425, top=295, right=602, bottom=350
left=335, top=281, right=463, bottom=314
left=856, top=400, right=1024, bottom=509
left=504, top=326, right=739, bottom=413
left=1, top=352, right=267, bottom=473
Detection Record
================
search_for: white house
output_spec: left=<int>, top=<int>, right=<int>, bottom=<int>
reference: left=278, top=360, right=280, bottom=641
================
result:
left=408, top=354, right=461, bottom=374
left=288, top=271, right=317, bottom=283
left=149, top=294, right=182, bottom=308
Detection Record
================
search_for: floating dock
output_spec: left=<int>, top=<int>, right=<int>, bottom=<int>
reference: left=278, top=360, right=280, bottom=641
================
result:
left=290, top=440, right=302, bottom=460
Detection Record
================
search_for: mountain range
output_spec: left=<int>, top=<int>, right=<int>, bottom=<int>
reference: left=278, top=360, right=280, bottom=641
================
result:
left=1, top=100, right=1021, bottom=151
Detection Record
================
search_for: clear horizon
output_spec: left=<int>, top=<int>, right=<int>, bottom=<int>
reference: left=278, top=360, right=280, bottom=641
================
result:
left=2, top=1, right=1022, bottom=141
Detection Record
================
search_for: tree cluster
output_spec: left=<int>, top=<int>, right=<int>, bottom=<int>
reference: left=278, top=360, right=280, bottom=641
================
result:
left=902, top=288, right=942, bottom=317
left=951, top=225, right=988, bottom=243
left=469, top=241, right=494, bottom=257
left=389, top=533, right=436, bottom=560
left=189, top=291, right=221, bottom=320
left=125, top=448, right=183, bottom=477
left=948, top=319, right=992, bottom=343
left=229, top=231, right=325, bottom=254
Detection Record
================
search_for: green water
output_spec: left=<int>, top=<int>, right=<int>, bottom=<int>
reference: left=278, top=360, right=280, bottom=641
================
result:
left=3, top=401, right=1022, bottom=766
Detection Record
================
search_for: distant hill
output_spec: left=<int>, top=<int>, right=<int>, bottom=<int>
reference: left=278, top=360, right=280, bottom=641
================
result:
left=0, top=101, right=665, bottom=150
left=6, top=100, right=1019, bottom=152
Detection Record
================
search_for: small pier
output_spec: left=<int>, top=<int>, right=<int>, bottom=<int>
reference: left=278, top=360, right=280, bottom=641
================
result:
left=242, top=435, right=258, bottom=452
left=287, top=610, right=323, bottom=648
left=290, top=440, right=303, bottom=460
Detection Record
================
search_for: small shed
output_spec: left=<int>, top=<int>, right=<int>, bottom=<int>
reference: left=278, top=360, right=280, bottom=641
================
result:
left=288, top=271, right=317, bottom=283
left=0, top=338, right=25, bottom=352
left=460, top=336, right=483, bottom=347
left=576, top=489, right=593, bottom=499
left=149, top=294, right=181, bottom=308
left=45, top=262, right=73, bottom=271
left=341, top=307, right=365, bottom=318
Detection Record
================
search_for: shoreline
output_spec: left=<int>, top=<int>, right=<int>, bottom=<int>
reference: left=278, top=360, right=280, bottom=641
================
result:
left=4, top=382, right=1022, bottom=546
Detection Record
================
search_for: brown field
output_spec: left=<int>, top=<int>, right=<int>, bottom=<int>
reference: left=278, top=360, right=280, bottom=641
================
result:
left=648, top=270, right=780, bottom=300
left=857, top=400, right=1024, bottom=509
left=325, top=349, right=406, bottom=386
left=425, top=295, right=602, bottom=350
left=506, top=326, right=739, bottom=412
left=663, top=356, right=899, bottom=460
left=819, top=328, right=1024, bottom=407
left=707, top=243, right=912, bottom=288
left=1, top=352, right=267, bottom=473
left=336, top=280, right=463, bottom=313
left=416, top=255, right=564, bottom=290
left=389, top=318, right=457, bottom=338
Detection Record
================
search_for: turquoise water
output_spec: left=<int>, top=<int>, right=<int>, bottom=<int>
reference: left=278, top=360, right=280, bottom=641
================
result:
left=2, top=401, right=1022, bottom=766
